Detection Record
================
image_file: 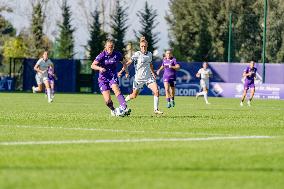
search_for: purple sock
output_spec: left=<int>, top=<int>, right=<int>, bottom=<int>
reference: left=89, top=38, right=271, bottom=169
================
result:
left=167, top=98, right=171, bottom=102
left=117, top=94, right=127, bottom=109
left=106, top=100, right=115, bottom=111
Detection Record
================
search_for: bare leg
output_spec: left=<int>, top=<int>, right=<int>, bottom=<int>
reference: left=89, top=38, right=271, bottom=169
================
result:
left=148, top=82, right=162, bottom=113
left=102, top=90, right=115, bottom=111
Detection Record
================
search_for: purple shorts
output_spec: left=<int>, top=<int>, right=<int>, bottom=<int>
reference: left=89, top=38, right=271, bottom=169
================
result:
left=163, top=78, right=176, bottom=87
left=244, top=80, right=255, bottom=90
left=98, top=76, right=119, bottom=92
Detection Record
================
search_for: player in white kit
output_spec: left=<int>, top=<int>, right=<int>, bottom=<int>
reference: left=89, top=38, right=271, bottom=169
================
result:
left=196, top=62, right=212, bottom=104
left=118, top=37, right=163, bottom=114
left=32, top=50, right=54, bottom=103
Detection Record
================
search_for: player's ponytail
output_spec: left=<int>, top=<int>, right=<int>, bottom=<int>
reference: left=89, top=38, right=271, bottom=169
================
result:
left=140, top=36, right=148, bottom=45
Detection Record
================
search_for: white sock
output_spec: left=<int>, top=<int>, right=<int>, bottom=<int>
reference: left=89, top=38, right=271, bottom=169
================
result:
left=125, top=95, right=131, bottom=102
left=204, top=92, right=209, bottom=103
left=47, top=88, right=51, bottom=100
left=154, top=96, right=159, bottom=111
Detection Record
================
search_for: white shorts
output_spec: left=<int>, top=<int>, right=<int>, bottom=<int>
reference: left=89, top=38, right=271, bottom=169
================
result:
left=35, top=73, right=48, bottom=85
left=200, top=79, right=209, bottom=90
left=133, top=77, right=156, bottom=90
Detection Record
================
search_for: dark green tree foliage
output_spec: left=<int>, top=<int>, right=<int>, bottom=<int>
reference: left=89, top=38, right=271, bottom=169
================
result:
left=88, top=9, right=107, bottom=60
left=135, top=1, right=159, bottom=53
left=263, top=0, right=284, bottom=63
left=0, top=16, right=15, bottom=36
left=57, top=0, right=75, bottom=59
left=110, top=0, right=128, bottom=53
left=31, top=2, right=45, bottom=57
left=0, top=6, right=16, bottom=63
left=167, top=0, right=284, bottom=63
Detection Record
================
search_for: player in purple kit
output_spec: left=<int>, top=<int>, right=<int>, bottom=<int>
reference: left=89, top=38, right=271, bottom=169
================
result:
left=240, top=61, right=257, bottom=107
left=91, top=39, right=130, bottom=116
left=45, top=66, right=57, bottom=101
left=156, top=49, right=180, bottom=108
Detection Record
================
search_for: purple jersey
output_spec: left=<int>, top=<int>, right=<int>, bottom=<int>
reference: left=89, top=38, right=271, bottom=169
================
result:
left=244, top=66, right=257, bottom=83
left=95, top=51, right=122, bottom=80
left=47, top=66, right=55, bottom=81
left=162, top=58, right=178, bottom=81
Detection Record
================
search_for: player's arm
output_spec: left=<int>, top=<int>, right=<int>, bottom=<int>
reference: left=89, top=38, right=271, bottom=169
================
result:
left=242, top=70, right=251, bottom=77
left=150, top=63, right=156, bottom=79
left=209, top=69, right=213, bottom=78
left=196, top=70, right=201, bottom=78
left=34, top=60, right=44, bottom=74
left=118, top=59, right=132, bottom=77
left=172, top=63, right=180, bottom=71
left=91, top=60, right=105, bottom=73
left=156, top=65, right=164, bottom=75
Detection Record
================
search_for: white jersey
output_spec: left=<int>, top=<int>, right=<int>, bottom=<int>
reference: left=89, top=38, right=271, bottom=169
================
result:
left=198, top=68, right=212, bottom=81
left=131, top=51, right=153, bottom=81
left=35, top=58, right=53, bottom=78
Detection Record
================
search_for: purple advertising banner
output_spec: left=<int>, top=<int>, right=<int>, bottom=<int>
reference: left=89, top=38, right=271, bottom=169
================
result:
left=211, top=82, right=284, bottom=99
left=118, top=62, right=284, bottom=99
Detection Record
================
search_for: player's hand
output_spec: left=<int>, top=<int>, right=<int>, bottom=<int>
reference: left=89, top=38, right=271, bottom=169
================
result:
left=152, top=73, right=157, bottom=80
left=118, top=71, right=123, bottom=78
left=156, top=70, right=160, bottom=75
left=99, top=68, right=106, bottom=73
left=125, top=72, right=129, bottom=78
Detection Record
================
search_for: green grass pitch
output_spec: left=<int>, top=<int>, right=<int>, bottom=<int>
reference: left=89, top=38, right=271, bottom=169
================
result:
left=0, top=93, right=284, bottom=189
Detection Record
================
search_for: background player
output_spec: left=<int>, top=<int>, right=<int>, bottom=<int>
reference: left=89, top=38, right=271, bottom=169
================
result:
left=240, top=61, right=257, bottom=106
left=45, top=65, right=57, bottom=100
left=118, top=37, right=163, bottom=114
left=32, top=50, right=54, bottom=103
left=156, top=49, right=180, bottom=108
left=196, top=62, right=212, bottom=104
left=91, top=39, right=129, bottom=117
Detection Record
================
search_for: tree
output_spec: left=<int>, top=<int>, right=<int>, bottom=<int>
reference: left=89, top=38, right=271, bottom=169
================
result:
left=88, top=9, right=107, bottom=60
left=166, top=0, right=211, bottom=61
left=135, top=1, right=159, bottom=53
left=30, top=1, right=45, bottom=57
left=263, top=0, right=284, bottom=63
left=0, top=5, right=16, bottom=65
left=56, top=0, right=75, bottom=59
left=3, top=36, right=28, bottom=58
left=110, top=0, right=128, bottom=54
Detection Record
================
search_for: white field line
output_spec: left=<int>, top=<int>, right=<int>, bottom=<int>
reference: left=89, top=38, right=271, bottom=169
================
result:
left=0, top=136, right=273, bottom=146
left=0, top=125, right=229, bottom=136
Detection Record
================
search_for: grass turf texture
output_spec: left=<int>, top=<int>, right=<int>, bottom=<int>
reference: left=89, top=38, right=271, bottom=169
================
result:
left=0, top=93, right=283, bottom=189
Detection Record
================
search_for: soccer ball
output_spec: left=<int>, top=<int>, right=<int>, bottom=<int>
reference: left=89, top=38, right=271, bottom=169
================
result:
left=115, top=107, right=125, bottom=117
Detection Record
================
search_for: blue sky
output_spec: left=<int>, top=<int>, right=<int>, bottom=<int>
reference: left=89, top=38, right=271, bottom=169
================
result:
left=1, top=0, right=170, bottom=58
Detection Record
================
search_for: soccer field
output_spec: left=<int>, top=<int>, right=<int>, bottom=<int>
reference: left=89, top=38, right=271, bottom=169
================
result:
left=0, top=93, right=283, bottom=189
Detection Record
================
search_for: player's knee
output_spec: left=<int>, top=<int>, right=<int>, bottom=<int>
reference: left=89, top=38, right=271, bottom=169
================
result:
left=132, top=93, right=138, bottom=99
left=154, top=89, right=159, bottom=97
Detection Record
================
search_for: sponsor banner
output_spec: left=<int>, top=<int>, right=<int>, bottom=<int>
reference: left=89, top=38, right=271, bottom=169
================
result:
left=117, top=61, right=284, bottom=99
left=211, top=82, right=284, bottom=99
left=0, top=77, right=14, bottom=91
